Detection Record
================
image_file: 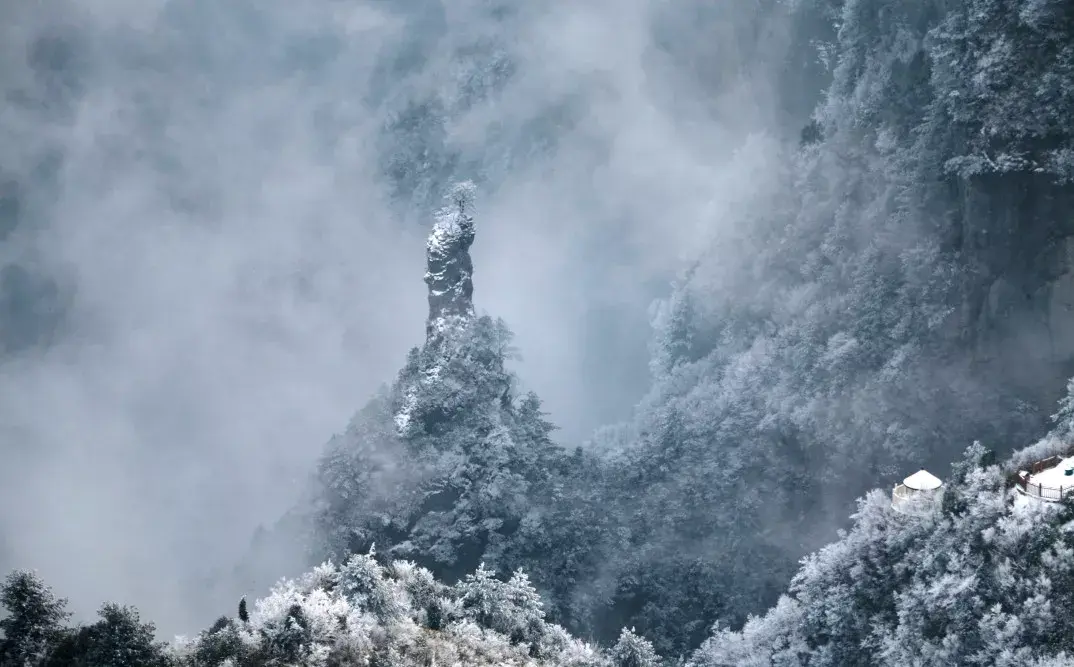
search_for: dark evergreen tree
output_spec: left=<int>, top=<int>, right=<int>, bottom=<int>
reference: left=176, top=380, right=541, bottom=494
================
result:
left=49, top=603, right=172, bottom=667
left=191, top=616, right=246, bottom=667
left=0, top=570, right=69, bottom=666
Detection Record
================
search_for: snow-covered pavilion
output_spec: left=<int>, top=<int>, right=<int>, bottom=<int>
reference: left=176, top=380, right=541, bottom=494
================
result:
left=891, top=469, right=944, bottom=515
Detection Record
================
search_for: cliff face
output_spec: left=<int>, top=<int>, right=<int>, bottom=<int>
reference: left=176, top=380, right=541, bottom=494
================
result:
left=956, top=172, right=1074, bottom=405
left=919, top=0, right=1074, bottom=402
left=424, top=181, right=477, bottom=341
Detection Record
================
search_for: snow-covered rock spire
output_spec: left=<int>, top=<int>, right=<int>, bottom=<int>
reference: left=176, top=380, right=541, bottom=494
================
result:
left=425, top=181, right=477, bottom=340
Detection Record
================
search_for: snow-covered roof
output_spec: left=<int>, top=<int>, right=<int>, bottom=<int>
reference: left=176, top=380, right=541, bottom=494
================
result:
left=903, top=469, right=942, bottom=491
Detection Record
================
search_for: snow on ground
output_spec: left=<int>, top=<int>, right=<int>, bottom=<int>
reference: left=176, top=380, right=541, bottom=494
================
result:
left=1028, top=456, right=1074, bottom=492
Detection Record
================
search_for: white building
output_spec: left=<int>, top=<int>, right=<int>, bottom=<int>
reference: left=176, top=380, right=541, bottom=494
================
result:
left=891, top=469, right=944, bottom=515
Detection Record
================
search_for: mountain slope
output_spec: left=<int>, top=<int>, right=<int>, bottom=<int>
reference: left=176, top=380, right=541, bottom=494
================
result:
left=579, top=0, right=1074, bottom=653
left=688, top=433, right=1074, bottom=666
left=289, top=183, right=611, bottom=640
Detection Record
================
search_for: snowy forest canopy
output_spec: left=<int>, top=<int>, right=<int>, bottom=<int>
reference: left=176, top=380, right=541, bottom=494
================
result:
left=3, top=0, right=1074, bottom=665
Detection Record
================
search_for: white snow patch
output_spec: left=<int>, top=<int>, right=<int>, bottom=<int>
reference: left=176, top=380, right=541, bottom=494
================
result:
left=1027, top=456, right=1074, bottom=494
left=394, top=386, right=418, bottom=435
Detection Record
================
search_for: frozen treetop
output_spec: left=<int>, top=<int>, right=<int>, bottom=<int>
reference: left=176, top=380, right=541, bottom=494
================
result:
left=425, top=181, right=477, bottom=340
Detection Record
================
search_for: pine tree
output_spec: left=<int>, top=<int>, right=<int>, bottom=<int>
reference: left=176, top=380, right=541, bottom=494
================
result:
left=649, top=272, right=704, bottom=378
left=610, top=627, right=661, bottom=667
left=0, top=570, right=69, bottom=666
left=49, top=603, right=171, bottom=667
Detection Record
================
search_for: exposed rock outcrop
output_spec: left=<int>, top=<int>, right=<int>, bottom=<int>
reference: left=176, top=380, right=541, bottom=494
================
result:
left=954, top=174, right=1074, bottom=404
left=424, top=181, right=477, bottom=341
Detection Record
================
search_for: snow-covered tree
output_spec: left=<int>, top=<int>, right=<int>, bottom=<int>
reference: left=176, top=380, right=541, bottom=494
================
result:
left=610, top=628, right=661, bottom=667
left=688, top=411, right=1074, bottom=666
left=1050, top=377, right=1074, bottom=438
left=165, top=558, right=622, bottom=666
left=0, top=570, right=69, bottom=666
left=649, top=275, right=705, bottom=379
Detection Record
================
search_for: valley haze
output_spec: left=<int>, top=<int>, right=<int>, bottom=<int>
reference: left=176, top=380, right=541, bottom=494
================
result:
left=0, top=0, right=789, bottom=636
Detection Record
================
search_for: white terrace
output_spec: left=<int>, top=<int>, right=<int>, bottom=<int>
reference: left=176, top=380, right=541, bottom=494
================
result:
left=1014, top=454, right=1074, bottom=502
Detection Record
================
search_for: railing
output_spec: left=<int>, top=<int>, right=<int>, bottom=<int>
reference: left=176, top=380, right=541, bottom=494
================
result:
left=891, top=484, right=941, bottom=515
left=1013, top=471, right=1074, bottom=502
left=892, top=484, right=915, bottom=503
